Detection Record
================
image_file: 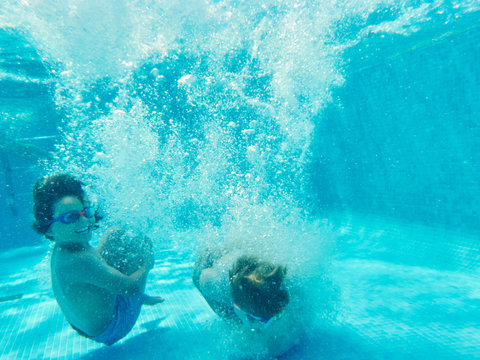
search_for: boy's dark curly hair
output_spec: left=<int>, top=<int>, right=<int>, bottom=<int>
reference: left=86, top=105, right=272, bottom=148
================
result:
left=32, top=174, right=87, bottom=239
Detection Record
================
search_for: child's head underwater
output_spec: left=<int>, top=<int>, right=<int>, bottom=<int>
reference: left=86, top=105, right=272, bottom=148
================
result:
left=230, top=255, right=289, bottom=327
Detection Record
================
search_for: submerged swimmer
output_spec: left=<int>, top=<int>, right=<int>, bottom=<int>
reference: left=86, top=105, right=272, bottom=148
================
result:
left=32, top=174, right=163, bottom=346
left=193, top=241, right=305, bottom=357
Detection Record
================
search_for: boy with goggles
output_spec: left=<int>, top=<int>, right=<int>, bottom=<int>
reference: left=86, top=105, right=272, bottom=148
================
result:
left=193, top=243, right=301, bottom=356
left=33, top=174, right=163, bottom=346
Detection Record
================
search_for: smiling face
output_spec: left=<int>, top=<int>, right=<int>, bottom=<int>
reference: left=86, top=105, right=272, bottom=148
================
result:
left=47, top=196, right=94, bottom=248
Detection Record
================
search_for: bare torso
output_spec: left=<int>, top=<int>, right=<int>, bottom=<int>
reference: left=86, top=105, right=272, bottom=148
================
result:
left=51, top=245, right=116, bottom=336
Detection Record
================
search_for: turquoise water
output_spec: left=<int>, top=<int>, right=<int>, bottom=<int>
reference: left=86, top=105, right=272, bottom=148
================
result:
left=0, top=1, right=479, bottom=359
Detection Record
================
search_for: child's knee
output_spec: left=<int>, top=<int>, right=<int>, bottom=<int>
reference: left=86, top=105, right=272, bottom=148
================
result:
left=99, top=227, right=154, bottom=275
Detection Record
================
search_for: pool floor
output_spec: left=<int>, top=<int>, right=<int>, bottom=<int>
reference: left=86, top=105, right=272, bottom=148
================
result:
left=0, top=216, right=479, bottom=359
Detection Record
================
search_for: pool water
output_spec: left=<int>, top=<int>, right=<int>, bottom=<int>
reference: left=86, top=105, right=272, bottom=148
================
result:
left=1, top=215, right=478, bottom=359
left=0, top=1, right=479, bottom=359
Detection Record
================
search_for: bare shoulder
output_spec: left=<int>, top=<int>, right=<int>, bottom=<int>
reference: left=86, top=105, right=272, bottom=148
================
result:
left=52, top=247, right=101, bottom=279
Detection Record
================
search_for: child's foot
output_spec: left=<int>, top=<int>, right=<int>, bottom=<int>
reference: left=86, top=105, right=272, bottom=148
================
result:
left=144, top=295, right=165, bottom=305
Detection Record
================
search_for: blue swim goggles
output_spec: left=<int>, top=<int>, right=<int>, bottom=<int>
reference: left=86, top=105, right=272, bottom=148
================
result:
left=47, top=206, right=95, bottom=225
left=232, top=302, right=284, bottom=331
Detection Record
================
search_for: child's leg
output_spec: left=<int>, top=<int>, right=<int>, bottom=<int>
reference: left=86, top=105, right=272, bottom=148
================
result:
left=98, top=226, right=154, bottom=278
left=98, top=227, right=163, bottom=304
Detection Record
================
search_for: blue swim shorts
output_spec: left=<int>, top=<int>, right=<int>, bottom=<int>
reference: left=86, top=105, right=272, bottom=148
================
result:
left=71, top=293, right=145, bottom=346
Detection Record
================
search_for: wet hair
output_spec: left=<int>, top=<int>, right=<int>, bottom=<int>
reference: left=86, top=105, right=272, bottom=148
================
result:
left=32, top=174, right=87, bottom=239
left=230, top=255, right=289, bottom=319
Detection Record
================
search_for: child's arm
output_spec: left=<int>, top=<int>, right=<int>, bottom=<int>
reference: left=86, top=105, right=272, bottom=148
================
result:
left=198, top=252, right=237, bottom=301
left=67, top=252, right=150, bottom=297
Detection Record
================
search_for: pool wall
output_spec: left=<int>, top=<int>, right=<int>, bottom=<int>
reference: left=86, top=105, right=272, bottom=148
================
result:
left=311, top=13, right=480, bottom=234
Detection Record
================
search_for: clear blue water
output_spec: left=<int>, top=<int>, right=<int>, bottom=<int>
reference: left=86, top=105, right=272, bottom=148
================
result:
left=0, top=1, right=479, bottom=359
